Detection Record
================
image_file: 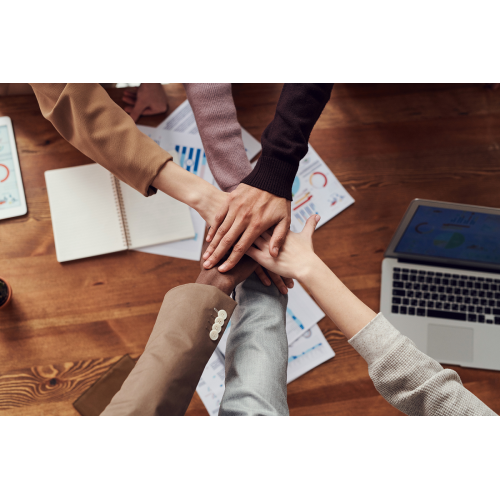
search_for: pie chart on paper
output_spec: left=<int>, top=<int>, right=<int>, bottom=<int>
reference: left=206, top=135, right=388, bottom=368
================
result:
left=292, top=176, right=301, bottom=197
left=0, top=164, right=9, bottom=183
left=309, top=171, right=327, bottom=188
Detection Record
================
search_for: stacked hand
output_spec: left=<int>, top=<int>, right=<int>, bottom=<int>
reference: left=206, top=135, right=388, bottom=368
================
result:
left=123, top=83, right=168, bottom=122
left=196, top=240, right=258, bottom=295
left=246, top=214, right=321, bottom=282
left=201, top=184, right=294, bottom=294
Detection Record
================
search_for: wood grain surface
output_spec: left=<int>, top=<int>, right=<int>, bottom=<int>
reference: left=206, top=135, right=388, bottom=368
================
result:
left=1, top=83, right=500, bottom=416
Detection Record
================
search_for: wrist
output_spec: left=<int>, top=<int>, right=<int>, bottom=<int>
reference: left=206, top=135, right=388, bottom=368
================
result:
left=195, top=269, right=234, bottom=296
left=297, top=254, right=329, bottom=286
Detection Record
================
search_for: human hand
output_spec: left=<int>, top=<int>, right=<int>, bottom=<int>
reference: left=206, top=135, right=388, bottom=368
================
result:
left=255, top=266, right=294, bottom=295
left=123, top=83, right=168, bottom=122
left=246, top=214, right=321, bottom=281
left=196, top=241, right=258, bottom=296
left=202, top=184, right=291, bottom=273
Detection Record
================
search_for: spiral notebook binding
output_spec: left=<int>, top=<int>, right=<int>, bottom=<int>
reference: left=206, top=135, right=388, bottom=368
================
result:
left=111, top=174, right=132, bottom=248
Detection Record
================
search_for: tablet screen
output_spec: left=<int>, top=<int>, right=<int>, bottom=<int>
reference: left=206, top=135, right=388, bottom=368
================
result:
left=0, top=125, right=21, bottom=210
left=395, top=205, right=500, bottom=265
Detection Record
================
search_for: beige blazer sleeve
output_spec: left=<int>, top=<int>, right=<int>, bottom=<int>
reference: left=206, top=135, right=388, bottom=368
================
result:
left=101, top=284, right=237, bottom=416
left=30, top=83, right=172, bottom=196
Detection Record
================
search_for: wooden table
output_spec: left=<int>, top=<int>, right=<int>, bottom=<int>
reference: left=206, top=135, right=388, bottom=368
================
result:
left=1, top=83, right=500, bottom=416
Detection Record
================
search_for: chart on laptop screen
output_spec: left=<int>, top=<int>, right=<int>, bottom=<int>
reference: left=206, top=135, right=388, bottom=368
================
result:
left=395, top=206, right=500, bottom=265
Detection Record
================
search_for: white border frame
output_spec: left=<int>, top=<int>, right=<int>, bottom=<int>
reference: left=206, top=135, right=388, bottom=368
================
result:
left=0, top=116, right=27, bottom=220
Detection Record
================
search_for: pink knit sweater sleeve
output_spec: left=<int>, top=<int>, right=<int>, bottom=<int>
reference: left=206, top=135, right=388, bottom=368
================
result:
left=183, top=84, right=252, bottom=193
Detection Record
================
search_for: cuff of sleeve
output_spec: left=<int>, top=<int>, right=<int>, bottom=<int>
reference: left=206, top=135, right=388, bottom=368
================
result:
left=241, top=156, right=297, bottom=200
left=348, top=313, right=402, bottom=366
left=144, top=154, right=173, bottom=197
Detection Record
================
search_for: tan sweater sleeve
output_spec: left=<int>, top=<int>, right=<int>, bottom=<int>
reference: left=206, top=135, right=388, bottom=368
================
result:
left=101, top=283, right=237, bottom=416
left=30, top=83, right=172, bottom=196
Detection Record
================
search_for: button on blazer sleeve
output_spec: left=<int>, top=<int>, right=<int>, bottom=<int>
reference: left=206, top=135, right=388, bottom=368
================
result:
left=30, top=83, right=173, bottom=197
left=101, top=284, right=237, bottom=416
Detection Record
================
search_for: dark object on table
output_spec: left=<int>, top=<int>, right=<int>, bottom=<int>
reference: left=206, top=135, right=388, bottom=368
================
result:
left=73, top=355, right=136, bottom=416
left=0, top=277, right=12, bottom=309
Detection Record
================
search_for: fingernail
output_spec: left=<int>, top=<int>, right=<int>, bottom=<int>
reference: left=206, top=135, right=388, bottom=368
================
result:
left=203, top=252, right=209, bottom=259
left=288, top=282, right=294, bottom=288
left=219, top=264, right=227, bottom=272
left=203, top=260, right=211, bottom=268
left=281, top=287, right=288, bottom=295
left=273, top=247, right=279, bottom=254
left=315, top=215, right=321, bottom=222
left=206, top=235, right=212, bottom=242
left=265, top=280, right=271, bottom=286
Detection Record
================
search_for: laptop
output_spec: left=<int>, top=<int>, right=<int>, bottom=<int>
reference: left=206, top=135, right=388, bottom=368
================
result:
left=380, top=199, right=500, bottom=370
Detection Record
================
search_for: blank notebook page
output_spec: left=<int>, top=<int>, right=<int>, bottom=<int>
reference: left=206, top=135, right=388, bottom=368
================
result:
left=45, top=165, right=126, bottom=262
left=118, top=180, right=195, bottom=249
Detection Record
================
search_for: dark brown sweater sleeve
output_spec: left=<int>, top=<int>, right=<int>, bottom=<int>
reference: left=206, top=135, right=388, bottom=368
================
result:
left=241, top=83, right=333, bottom=200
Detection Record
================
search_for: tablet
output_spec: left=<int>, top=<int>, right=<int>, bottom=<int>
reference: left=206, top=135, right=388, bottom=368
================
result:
left=0, top=116, right=27, bottom=219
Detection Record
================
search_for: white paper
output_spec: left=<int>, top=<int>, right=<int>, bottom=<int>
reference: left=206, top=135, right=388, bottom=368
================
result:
left=134, top=131, right=213, bottom=261
left=285, top=280, right=326, bottom=344
left=197, top=324, right=334, bottom=416
left=157, top=99, right=261, bottom=161
left=290, top=145, right=354, bottom=233
left=287, top=324, right=335, bottom=383
left=217, top=280, right=325, bottom=357
left=196, top=350, right=226, bottom=416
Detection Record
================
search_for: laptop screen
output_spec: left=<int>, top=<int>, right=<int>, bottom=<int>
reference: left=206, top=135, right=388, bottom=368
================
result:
left=395, top=205, right=500, bottom=265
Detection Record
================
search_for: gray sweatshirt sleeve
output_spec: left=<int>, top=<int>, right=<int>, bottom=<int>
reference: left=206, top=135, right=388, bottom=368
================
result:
left=349, top=313, right=497, bottom=416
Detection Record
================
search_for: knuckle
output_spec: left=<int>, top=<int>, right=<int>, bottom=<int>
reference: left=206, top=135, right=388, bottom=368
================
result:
left=217, top=225, right=227, bottom=236
left=233, top=243, right=245, bottom=254
left=250, top=220, right=262, bottom=232
left=222, top=236, right=233, bottom=246
left=214, top=213, right=224, bottom=224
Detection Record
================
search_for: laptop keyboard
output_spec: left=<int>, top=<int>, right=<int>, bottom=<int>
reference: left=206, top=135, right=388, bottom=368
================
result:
left=391, top=267, right=500, bottom=325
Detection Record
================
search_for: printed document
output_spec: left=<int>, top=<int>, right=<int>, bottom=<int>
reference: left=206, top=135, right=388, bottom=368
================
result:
left=290, top=145, right=354, bottom=233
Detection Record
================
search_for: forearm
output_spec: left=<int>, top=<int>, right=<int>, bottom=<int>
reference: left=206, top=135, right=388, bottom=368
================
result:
left=31, top=83, right=172, bottom=197
left=349, top=314, right=497, bottom=416
left=242, top=83, right=334, bottom=200
left=300, top=256, right=376, bottom=339
left=152, top=160, right=226, bottom=226
left=184, top=83, right=252, bottom=192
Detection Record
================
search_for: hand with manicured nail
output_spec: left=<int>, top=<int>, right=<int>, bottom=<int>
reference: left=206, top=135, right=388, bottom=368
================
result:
left=246, top=214, right=321, bottom=282
left=202, top=184, right=291, bottom=273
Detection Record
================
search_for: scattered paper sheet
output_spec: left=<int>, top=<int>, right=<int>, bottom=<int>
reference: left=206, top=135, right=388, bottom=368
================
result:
left=290, top=145, right=354, bottom=233
left=134, top=131, right=213, bottom=261
left=157, top=99, right=262, bottom=161
left=196, top=324, right=334, bottom=415
left=196, top=350, right=226, bottom=416
left=287, top=324, right=335, bottom=383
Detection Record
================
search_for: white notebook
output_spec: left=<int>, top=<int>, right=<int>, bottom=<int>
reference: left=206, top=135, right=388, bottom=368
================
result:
left=45, top=164, right=195, bottom=262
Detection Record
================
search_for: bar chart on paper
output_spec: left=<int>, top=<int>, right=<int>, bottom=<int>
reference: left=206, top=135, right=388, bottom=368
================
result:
left=175, top=144, right=207, bottom=179
left=287, top=325, right=335, bottom=383
left=290, top=145, right=354, bottom=233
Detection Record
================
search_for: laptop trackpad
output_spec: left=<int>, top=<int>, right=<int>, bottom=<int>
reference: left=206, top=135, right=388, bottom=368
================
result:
left=427, top=324, right=474, bottom=363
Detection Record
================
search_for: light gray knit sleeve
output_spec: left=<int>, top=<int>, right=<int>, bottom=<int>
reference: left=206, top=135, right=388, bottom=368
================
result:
left=349, top=313, right=497, bottom=416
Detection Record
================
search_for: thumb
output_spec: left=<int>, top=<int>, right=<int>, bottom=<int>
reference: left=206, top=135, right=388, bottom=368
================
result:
left=301, top=214, right=320, bottom=240
left=269, top=217, right=289, bottom=257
